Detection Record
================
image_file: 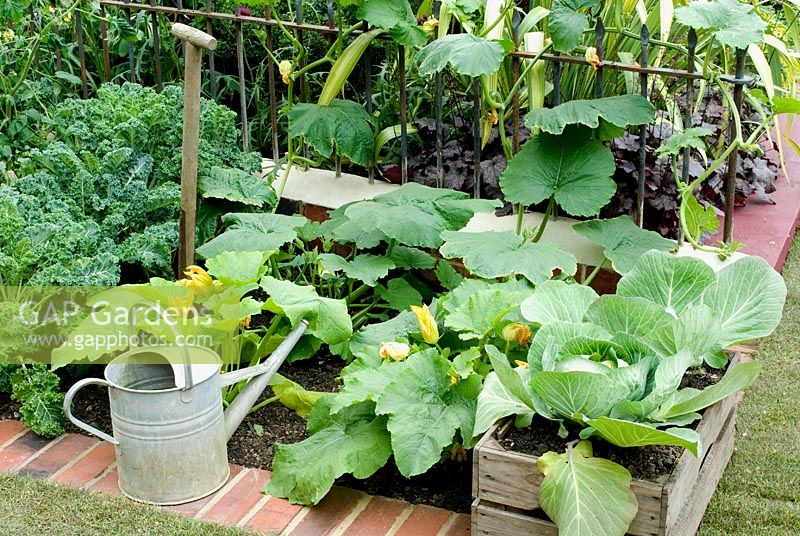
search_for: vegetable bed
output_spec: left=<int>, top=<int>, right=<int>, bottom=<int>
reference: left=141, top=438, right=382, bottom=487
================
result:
left=472, top=355, right=743, bottom=536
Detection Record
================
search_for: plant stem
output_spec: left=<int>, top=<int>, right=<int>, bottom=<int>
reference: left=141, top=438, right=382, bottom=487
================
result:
left=582, top=257, right=606, bottom=286
left=249, top=395, right=281, bottom=414
left=531, top=197, right=555, bottom=243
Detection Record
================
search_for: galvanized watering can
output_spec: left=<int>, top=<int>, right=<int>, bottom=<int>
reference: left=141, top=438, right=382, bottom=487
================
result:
left=63, top=321, right=308, bottom=505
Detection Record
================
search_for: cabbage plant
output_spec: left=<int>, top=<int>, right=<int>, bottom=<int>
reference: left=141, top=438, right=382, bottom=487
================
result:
left=473, top=250, right=786, bottom=536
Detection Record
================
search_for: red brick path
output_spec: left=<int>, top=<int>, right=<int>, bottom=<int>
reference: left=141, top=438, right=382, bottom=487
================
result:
left=0, top=420, right=470, bottom=535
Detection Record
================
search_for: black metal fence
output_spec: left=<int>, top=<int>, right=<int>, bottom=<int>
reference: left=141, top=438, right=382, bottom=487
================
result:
left=59, top=1, right=751, bottom=242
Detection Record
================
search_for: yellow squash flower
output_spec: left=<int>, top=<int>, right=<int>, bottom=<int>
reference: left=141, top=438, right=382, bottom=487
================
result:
left=585, top=47, right=602, bottom=70
left=178, top=265, right=219, bottom=296
left=410, top=304, right=439, bottom=345
left=379, top=341, right=411, bottom=361
left=502, top=323, right=532, bottom=347
left=279, top=60, right=293, bottom=85
left=423, top=17, right=439, bottom=35
left=514, top=360, right=529, bottom=369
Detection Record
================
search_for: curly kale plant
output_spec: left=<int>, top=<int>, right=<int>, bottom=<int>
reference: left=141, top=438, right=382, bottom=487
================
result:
left=2, top=83, right=271, bottom=285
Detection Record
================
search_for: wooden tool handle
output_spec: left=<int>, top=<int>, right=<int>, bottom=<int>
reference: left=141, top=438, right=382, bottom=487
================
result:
left=171, top=23, right=217, bottom=51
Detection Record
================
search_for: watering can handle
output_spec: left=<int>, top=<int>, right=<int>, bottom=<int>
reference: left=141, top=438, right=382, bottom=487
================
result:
left=63, top=378, right=119, bottom=445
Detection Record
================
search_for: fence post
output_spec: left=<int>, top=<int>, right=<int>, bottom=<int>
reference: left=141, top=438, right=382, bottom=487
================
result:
left=171, top=23, right=218, bottom=274
left=235, top=7, right=249, bottom=152
left=636, top=24, right=649, bottom=227
left=723, top=48, right=747, bottom=243
left=99, top=3, right=111, bottom=82
left=399, top=46, right=408, bottom=185
left=594, top=20, right=604, bottom=98
left=678, top=29, right=697, bottom=245
left=265, top=5, right=280, bottom=161
left=150, top=0, right=163, bottom=92
left=205, top=0, right=217, bottom=100
left=472, top=77, right=481, bottom=199
left=123, top=0, right=136, bottom=82
left=75, top=0, right=89, bottom=98
left=434, top=1, right=444, bottom=189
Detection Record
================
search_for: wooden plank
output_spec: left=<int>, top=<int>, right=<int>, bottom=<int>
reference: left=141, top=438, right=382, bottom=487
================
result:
left=663, top=354, right=741, bottom=528
left=473, top=354, right=744, bottom=536
left=666, top=411, right=736, bottom=536
left=472, top=500, right=557, bottom=536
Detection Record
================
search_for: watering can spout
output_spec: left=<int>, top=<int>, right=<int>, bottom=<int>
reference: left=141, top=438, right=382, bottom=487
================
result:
left=221, top=320, right=309, bottom=441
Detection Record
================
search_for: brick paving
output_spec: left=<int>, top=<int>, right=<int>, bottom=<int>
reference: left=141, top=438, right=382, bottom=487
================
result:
left=0, top=420, right=470, bottom=535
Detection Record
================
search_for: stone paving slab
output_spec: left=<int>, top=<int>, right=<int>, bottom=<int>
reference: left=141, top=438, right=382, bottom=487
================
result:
left=0, top=420, right=469, bottom=535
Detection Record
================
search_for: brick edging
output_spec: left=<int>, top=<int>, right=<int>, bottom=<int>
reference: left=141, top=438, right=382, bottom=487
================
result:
left=0, top=421, right=469, bottom=535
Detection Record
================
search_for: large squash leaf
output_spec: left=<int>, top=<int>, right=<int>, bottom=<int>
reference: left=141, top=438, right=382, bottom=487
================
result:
left=538, top=441, right=637, bottom=536
left=701, top=256, right=786, bottom=347
left=205, top=251, right=269, bottom=286
left=261, top=276, right=352, bottom=345
left=357, top=0, right=427, bottom=47
left=617, top=250, right=716, bottom=316
left=318, top=253, right=395, bottom=287
left=264, top=398, right=391, bottom=505
left=525, top=95, right=655, bottom=136
left=549, top=0, right=601, bottom=53
left=521, top=280, right=599, bottom=324
left=675, top=0, right=767, bottom=49
left=198, top=166, right=276, bottom=207
left=416, top=34, right=507, bottom=77
left=340, top=183, right=499, bottom=248
left=288, top=100, right=374, bottom=167
left=197, top=213, right=307, bottom=259
left=500, top=128, right=616, bottom=217
left=440, top=230, right=577, bottom=284
left=445, top=286, right=530, bottom=340
left=375, top=349, right=481, bottom=476
left=572, top=216, right=675, bottom=275
left=330, top=361, right=404, bottom=414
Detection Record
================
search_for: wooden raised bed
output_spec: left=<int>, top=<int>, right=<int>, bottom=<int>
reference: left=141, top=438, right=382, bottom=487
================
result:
left=472, top=354, right=743, bottom=536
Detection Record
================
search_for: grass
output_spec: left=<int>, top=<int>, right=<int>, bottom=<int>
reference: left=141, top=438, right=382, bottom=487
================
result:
left=698, top=237, right=800, bottom=535
left=1, top=244, right=800, bottom=535
left=0, top=474, right=250, bottom=535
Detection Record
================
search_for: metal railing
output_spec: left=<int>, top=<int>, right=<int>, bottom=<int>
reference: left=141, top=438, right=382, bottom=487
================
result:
left=52, top=1, right=752, bottom=243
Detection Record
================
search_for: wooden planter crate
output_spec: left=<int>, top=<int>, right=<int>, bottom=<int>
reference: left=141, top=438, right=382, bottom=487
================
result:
left=472, top=354, right=743, bottom=536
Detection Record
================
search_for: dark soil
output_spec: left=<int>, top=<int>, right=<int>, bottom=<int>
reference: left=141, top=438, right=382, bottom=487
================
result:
left=499, top=417, right=683, bottom=483
left=499, top=363, right=727, bottom=483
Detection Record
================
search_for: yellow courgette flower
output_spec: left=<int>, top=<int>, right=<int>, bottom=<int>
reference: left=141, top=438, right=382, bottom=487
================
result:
left=423, top=17, right=439, bottom=35
left=410, top=304, right=439, bottom=345
left=514, top=360, right=529, bottom=369
left=585, top=47, right=602, bottom=70
left=279, top=60, right=293, bottom=85
left=502, top=323, right=532, bottom=347
left=379, top=341, right=411, bottom=361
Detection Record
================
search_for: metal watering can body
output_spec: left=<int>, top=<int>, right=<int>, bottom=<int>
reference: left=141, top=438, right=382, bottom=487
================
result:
left=63, top=321, right=308, bottom=505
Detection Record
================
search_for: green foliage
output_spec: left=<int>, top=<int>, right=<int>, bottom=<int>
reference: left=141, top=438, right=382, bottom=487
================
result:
left=473, top=251, right=786, bottom=536
left=416, top=34, right=507, bottom=77
left=264, top=398, right=392, bottom=505
left=356, top=0, right=427, bottom=47
left=288, top=100, right=374, bottom=168
left=197, top=213, right=308, bottom=259
left=537, top=441, right=638, bottom=536
left=261, top=276, right=353, bottom=345
left=675, top=0, right=767, bottom=49
left=572, top=216, right=675, bottom=275
left=440, top=230, right=577, bottom=284
left=500, top=127, right=616, bottom=217
left=525, top=95, right=655, bottom=136
left=11, top=365, right=64, bottom=438
left=2, top=83, right=263, bottom=285
left=548, top=0, right=601, bottom=53
left=322, top=183, right=499, bottom=249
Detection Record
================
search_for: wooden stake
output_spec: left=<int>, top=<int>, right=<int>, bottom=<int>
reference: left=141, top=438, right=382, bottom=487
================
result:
left=171, top=23, right=217, bottom=275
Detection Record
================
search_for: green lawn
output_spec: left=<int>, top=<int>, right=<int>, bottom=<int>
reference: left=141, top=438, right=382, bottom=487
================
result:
left=699, top=238, right=800, bottom=535
left=0, top=474, right=249, bottom=535
left=1, top=244, right=799, bottom=535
